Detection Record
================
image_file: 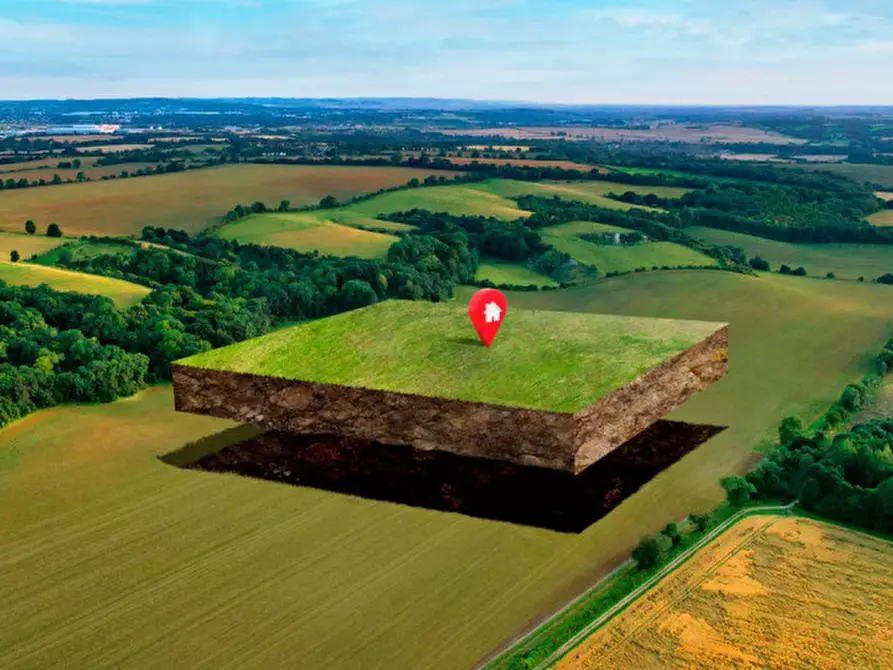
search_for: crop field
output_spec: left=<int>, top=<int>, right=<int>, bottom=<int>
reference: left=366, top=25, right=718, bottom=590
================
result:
left=475, top=261, right=558, bottom=287
left=688, top=226, right=893, bottom=279
left=557, top=515, right=893, bottom=669
left=217, top=211, right=400, bottom=259
left=0, top=164, right=454, bottom=237
left=869, top=209, right=893, bottom=227
left=75, top=143, right=155, bottom=153
left=3, top=270, right=893, bottom=669
left=445, top=157, right=599, bottom=171
left=877, top=191, right=893, bottom=201
left=542, top=221, right=718, bottom=273
left=0, top=232, right=68, bottom=260
left=0, top=261, right=150, bottom=308
left=0, top=163, right=159, bottom=185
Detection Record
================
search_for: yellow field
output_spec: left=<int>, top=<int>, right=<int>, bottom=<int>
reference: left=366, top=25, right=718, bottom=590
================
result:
left=0, top=261, right=150, bottom=308
left=558, top=515, right=893, bottom=670
left=876, top=191, right=893, bottom=201
left=76, top=144, right=154, bottom=153
left=0, top=232, right=68, bottom=260
left=869, top=209, right=893, bottom=227
left=0, top=164, right=456, bottom=237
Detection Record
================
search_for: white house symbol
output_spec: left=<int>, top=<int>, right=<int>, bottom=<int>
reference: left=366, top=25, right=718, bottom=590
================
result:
left=484, top=301, right=503, bottom=323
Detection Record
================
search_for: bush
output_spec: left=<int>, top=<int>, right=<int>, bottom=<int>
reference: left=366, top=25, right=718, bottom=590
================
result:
left=792, top=266, right=807, bottom=276
left=25, top=220, right=36, bottom=235
left=877, top=273, right=893, bottom=285
left=46, top=223, right=63, bottom=238
left=748, top=256, right=770, bottom=271
left=632, top=536, right=662, bottom=569
left=10, top=250, right=19, bottom=262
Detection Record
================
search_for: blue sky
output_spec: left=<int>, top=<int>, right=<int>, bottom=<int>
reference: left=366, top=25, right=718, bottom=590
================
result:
left=4, top=0, right=893, bottom=103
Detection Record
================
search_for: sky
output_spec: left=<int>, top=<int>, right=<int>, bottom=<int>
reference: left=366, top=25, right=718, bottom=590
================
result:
left=3, top=0, right=893, bottom=104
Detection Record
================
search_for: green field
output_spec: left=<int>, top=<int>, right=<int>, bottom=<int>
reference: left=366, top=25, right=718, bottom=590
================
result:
left=178, top=301, right=719, bottom=413
left=688, top=226, right=893, bottom=279
left=478, top=179, right=686, bottom=210
left=0, top=165, right=455, bottom=238
left=0, top=232, right=68, bottom=260
left=217, top=211, right=400, bottom=259
left=4, top=270, right=893, bottom=669
left=801, top=162, right=893, bottom=189
left=0, top=261, right=150, bottom=308
left=541, top=221, right=718, bottom=273
left=32, top=239, right=139, bottom=266
left=475, top=261, right=558, bottom=287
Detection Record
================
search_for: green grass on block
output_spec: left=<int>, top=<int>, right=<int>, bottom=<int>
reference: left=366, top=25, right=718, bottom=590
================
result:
left=474, top=261, right=558, bottom=287
left=177, top=300, right=723, bottom=413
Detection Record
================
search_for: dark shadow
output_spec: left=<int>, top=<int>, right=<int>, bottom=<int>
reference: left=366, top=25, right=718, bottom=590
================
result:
left=446, top=336, right=485, bottom=347
left=162, top=420, right=725, bottom=533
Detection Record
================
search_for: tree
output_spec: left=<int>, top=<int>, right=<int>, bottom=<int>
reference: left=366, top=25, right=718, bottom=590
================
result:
left=792, top=266, right=807, bottom=276
left=779, top=416, right=804, bottom=447
left=9, top=250, right=19, bottom=263
left=24, top=220, right=36, bottom=235
left=689, top=513, right=712, bottom=532
left=277, top=200, right=291, bottom=212
left=877, top=273, right=893, bottom=285
left=72, top=159, right=81, bottom=169
left=319, top=195, right=339, bottom=209
left=663, top=522, right=681, bottom=547
left=721, top=476, right=757, bottom=506
left=340, top=280, right=378, bottom=310
left=826, top=272, right=836, bottom=279
left=51, top=174, right=62, bottom=185
left=632, top=535, right=662, bottom=569
left=748, top=256, right=770, bottom=271
left=779, top=264, right=792, bottom=275
left=75, top=171, right=86, bottom=183
left=46, top=224, right=63, bottom=238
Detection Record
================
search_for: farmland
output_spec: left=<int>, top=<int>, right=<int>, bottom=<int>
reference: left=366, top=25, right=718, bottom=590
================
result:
left=475, top=261, right=557, bottom=287
left=869, top=209, right=893, bottom=227
left=557, top=515, right=893, bottom=669
left=541, top=221, right=718, bottom=273
left=440, top=124, right=806, bottom=144
left=217, top=211, right=400, bottom=259
left=0, top=232, right=68, bottom=260
left=0, top=164, right=456, bottom=237
left=3, top=270, right=893, bottom=669
left=688, top=227, right=893, bottom=279
left=801, top=162, right=893, bottom=189
left=0, top=261, right=150, bottom=308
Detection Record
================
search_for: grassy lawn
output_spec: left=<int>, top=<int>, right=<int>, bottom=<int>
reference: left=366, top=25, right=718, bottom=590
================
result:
left=541, top=221, right=718, bottom=273
left=216, top=211, right=400, bottom=259
left=3, top=270, right=893, bottom=669
left=0, top=232, right=69, bottom=261
left=687, top=226, right=893, bottom=279
left=178, top=300, right=721, bottom=413
left=557, top=515, right=893, bottom=669
left=0, top=165, right=456, bottom=237
left=475, top=261, right=558, bottom=287
left=0, top=261, right=150, bottom=308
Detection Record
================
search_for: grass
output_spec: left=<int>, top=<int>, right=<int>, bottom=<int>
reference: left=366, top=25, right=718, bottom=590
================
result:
left=476, top=179, right=683, bottom=211
left=556, top=515, right=893, bottom=669
left=801, top=162, right=893, bottom=189
left=216, top=211, right=400, bottom=259
left=475, top=261, right=558, bottom=287
left=0, top=232, right=68, bottom=260
left=3, top=270, right=893, bottom=669
left=687, top=226, right=893, bottom=279
left=0, top=165, right=456, bottom=237
left=0, top=261, right=150, bottom=308
left=32, top=239, right=138, bottom=266
left=177, top=300, right=721, bottom=413
left=541, top=221, right=719, bottom=273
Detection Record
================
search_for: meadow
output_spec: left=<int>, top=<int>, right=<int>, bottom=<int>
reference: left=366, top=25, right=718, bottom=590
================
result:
left=688, top=226, right=893, bottom=279
left=0, top=232, right=68, bottom=260
left=0, top=261, right=150, bottom=308
left=3, top=270, right=893, bottom=668
left=542, top=221, right=718, bottom=273
left=0, top=164, right=454, bottom=237
left=802, top=162, right=893, bottom=189
left=475, top=261, right=557, bottom=287
left=557, top=515, right=893, bottom=669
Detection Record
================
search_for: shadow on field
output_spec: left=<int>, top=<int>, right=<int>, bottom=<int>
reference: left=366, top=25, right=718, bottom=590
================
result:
left=161, top=420, right=725, bottom=533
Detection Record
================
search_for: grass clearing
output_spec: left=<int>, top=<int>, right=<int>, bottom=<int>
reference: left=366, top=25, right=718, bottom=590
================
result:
left=542, top=221, right=718, bottom=273
left=178, top=300, right=718, bottom=413
left=687, top=226, right=893, bottom=279
left=557, top=515, right=893, bottom=669
left=0, top=232, right=68, bottom=260
left=475, top=261, right=558, bottom=287
left=216, top=211, right=399, bottom=259
left=0, top=261, right=150, bottom=308
left=3, top=270, right=893, bottom=668
left=0, top=165, right=457, bottom=237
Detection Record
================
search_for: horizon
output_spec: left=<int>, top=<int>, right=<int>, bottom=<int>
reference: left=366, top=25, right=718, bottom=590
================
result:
left=6, top=0, right=893, bottom=104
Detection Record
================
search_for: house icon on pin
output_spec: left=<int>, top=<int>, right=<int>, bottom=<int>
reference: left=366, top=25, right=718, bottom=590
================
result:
left=484, top=301, right=503, bottom=324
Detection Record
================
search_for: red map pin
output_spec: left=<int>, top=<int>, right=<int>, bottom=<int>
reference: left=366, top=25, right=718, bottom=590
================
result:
left=468, top=288, right=507, bottom=347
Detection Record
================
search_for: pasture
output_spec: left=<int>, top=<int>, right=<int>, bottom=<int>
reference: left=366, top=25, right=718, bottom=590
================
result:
left=475, top=261, right=558, bottom=287
left=541, top=221, right=718, bottom=273
left=2, top=271, right=893, bottom=668
left=0, top=261, right=150, bottom=308
left=557, top=515, right=893, bottom=669
left=688, top=226, right=893, bottom=279
left=0, top=165, right=455, bottom=237
left=217, top=212, right=400, bottom=259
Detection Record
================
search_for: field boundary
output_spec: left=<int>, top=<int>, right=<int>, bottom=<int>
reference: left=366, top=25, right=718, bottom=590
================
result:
left=479, top=501, right=796, bottom=670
